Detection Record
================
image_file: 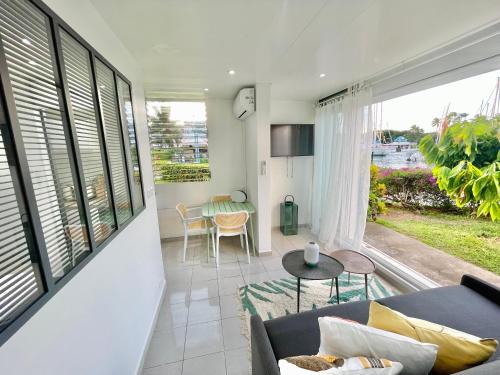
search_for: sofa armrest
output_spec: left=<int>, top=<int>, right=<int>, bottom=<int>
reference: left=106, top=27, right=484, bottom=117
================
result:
left=453, top=360, right=500, bottom=375
left=461, top=275, right=500, bottom=306
left=251, top=314, right=280, bottom=375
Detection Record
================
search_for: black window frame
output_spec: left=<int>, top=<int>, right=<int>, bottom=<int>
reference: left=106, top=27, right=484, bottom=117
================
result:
left=0, top=0, right=145, bottom=345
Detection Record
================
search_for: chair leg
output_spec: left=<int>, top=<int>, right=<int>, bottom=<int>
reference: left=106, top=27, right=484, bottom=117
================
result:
left=211, top=230, right=215, bottom=258
left=216, top=234, right=220, bottom=267
left=206, top=229, right=210, bottom=262
left=244, top=231, right=250, bottom=264
left=183, top=232, right=188, bottom=262
left=240, top=234, right=244, bottom=249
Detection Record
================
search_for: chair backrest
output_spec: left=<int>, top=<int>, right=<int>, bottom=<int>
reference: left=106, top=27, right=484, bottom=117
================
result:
left=214, top=210, right=249, bottom=230
left=64, top=224, right=89, bottom=246
left=176, top=203, right=188, bottom=221
left=211, top=194, right=232, bottom=203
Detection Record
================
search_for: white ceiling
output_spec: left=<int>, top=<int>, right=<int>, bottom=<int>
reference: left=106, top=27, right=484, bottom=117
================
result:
left=90, top=0, right=500, bottom=101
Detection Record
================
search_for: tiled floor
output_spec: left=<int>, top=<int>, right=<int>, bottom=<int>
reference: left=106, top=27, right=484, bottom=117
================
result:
left=141, top=227, right=324, bottom=375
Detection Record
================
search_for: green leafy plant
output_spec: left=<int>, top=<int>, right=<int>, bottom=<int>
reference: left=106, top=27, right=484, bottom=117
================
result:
left=155, top=163, right=211, bottom=183
left=368, top=165, right=387, bottom=221
left=379, top=168, right=453, bottom=210
left=419, top=115, right=500, bottom=221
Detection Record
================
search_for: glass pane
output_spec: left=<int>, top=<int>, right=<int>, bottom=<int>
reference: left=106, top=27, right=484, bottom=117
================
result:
left=147, top=101, right=210, bottom=183
left=59, top=29, right=116, bottom=244
left=117, top=78, right=144, bottom=210
left=0, top=121, right=44, bottom=331
left=0, top=0, right=90, bottom=279
left=95, top=60, right=132, bottom=225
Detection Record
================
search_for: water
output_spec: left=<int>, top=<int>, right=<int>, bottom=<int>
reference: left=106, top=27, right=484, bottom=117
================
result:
left=372, top=149, right=429, bottom=169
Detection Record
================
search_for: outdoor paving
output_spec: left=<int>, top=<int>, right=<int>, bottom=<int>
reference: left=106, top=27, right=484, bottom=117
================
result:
left=364, top=222, right=500, bottom=287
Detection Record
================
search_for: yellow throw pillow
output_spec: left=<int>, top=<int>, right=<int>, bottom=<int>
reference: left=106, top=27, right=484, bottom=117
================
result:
left=367, top=301, right=498, bottom=374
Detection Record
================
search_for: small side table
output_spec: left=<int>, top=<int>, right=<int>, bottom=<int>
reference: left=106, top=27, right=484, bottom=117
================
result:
left=282, top=250, right=344, bottom=313
left=330, top=250, right=375, bottom=300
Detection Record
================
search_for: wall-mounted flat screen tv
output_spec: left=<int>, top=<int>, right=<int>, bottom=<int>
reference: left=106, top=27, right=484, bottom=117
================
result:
left=271, top=124, right=314, bottom=157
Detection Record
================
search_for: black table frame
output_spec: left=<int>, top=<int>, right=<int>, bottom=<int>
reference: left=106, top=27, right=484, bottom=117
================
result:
left=282, top=250, right=344, bottom=313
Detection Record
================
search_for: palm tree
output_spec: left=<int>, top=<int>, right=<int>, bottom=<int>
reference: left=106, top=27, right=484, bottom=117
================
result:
left=431, top=117, right=440, bottom=128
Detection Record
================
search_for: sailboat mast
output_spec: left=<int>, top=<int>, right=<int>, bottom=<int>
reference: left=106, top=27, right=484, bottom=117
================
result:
left=490, top=77, right=500, bottom=118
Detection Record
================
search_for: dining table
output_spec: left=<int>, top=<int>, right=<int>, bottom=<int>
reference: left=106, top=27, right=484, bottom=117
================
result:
left=201, top=201, right=256, bottom=256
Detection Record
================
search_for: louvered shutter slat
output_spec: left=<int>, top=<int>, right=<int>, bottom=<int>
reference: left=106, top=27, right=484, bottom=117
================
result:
left=59, top=30, right=116, bottom=243
left=0, top=0, right=91, bottom=282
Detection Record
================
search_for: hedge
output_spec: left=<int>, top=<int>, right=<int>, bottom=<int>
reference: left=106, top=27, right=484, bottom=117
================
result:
left=379, top=167, right=454, bottom=210
left=154, top=163, right=211, bottom=183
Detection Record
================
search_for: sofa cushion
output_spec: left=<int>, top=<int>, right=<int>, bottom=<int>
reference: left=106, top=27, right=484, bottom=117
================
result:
left=318, top=316, right=437, bottom=375
left=379, top=286, right=500, bottom=361
left=264, top=284, right=500, bottom=362
left=367, top=301, right=498, bottom=374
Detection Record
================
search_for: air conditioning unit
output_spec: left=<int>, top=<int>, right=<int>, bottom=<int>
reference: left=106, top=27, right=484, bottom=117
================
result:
left=233, top=88, right=255, bottom=120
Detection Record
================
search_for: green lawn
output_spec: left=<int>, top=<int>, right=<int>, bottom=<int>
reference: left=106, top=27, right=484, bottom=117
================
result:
left=376, top=208, right=500, bottom=275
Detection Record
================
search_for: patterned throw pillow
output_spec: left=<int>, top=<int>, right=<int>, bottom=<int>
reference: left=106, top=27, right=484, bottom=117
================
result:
left=284, top=355, right=334, bottom=371
left=279, top=355, right=403, bottom=374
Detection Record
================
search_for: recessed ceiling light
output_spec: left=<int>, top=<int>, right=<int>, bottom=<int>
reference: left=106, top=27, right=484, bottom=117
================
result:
left=228, top=69, right=235, bottom=75
left=319, top=73, right=326, bottom=78
left=22, top=38, right=31, bottom=45
left=203, top=88, right=209, bottom=92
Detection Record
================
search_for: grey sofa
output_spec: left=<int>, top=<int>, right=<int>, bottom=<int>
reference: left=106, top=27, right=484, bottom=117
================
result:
left=251, top=275, right=500, bottom=375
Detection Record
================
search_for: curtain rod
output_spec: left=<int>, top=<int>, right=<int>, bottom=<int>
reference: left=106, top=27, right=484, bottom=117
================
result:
left=318, top=88, right=348, bottom=104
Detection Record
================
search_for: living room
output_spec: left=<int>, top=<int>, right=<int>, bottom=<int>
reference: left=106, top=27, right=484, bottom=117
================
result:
left=0, top=1, right=498, bottom=375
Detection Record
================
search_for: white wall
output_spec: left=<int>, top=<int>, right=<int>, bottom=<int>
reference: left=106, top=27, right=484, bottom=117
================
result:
left=0, top=1, right=165, bottom=375
left=270, top=100, right=315, bottom=228
left=255, top=84, right=272, bottom=253
left=156, top=98, right=245, bottom=238
left=243, top=84, right=272, bottom=253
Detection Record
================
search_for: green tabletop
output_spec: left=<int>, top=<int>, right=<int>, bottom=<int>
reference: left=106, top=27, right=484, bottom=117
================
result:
left=202, top=201, right=256, bottom=217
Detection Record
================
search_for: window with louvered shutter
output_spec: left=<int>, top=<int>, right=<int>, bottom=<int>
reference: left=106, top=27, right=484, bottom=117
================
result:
left=117, top=77, right=144, bottom=211
left=0, top=0, right=90, bottom=279
left=95, top=60, right=132, bottom=225
left=0, top=0, right=144, bottom=341
left=59, top=29, right=116, bottom=244
left=0, top=107, right=44, bottom=332
left=147, top=101, right=210, bottom=183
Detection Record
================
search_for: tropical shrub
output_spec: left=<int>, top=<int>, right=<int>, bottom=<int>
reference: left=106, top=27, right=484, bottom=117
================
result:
left=156, top=163, right=211, bottom=183
left=379, top=168, right=453, bottom=210
left=419, top=115, right=500, bottom=221
left=368, top=165, right=387, bottom=221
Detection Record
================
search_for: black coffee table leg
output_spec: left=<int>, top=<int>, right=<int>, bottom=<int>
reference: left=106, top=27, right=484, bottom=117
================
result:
left=335, top=277, right=340, bottom=304
left=297, top=277, right=301, bottom=313
left=365, top=274, right=369, bottom=300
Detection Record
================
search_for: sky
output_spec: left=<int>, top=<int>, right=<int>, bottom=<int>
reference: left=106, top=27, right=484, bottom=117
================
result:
left=147, top=101, right=206, bottom=123
left=381, top=69, right=500, bottom=132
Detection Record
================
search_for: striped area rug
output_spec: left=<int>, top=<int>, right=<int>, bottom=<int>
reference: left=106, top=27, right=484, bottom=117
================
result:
left=239, top=273, right=396, bottom=321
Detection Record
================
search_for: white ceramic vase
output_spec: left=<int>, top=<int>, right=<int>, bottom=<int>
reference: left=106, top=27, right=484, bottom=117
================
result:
left=304, top=241, right=320, bottom=267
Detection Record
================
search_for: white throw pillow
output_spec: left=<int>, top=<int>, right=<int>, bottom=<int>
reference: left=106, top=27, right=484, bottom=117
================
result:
left=278, top=357, right=403, bottom=375
left=317, top=317, right=438, bottom=375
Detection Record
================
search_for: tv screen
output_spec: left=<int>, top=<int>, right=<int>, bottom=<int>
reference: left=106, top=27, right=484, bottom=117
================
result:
left=271, top=124, right=314, bottom=157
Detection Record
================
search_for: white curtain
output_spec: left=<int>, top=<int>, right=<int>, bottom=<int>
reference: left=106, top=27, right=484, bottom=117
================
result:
left=311, top=87, right=374, bottom=250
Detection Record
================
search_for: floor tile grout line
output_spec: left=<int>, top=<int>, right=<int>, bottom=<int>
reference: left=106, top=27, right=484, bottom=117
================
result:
left=179, top=252, right=195, bottom=375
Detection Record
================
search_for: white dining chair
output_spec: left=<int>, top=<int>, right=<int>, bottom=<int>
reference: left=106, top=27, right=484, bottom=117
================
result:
left=176, top=203, right=215, bottom=262
left=213, top=210, right=250, bottom=266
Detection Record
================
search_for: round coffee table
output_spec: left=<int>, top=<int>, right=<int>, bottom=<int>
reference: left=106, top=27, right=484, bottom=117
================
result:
left=282, top=250, right=344, bottom=313
left=330, top=250, right=375, bottom=300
